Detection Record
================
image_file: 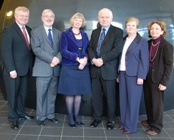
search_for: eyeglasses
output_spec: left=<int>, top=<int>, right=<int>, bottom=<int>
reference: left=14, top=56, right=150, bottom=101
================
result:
left=43, top=15, right=54, bottom=19
left=17, top=15, right=29, bottom=18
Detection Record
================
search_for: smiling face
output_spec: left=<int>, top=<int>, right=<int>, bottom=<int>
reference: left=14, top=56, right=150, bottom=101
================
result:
left=98, top=8, right=113, bottom=28
left=150, top=23, right=164, bottom=39
left=72, top=18, right=83, bottom=29
left=15, top=10, right=29, bottom=26
left=41, top=10, right=55, bottom=28
left=126, top=21, right=138, bottom=35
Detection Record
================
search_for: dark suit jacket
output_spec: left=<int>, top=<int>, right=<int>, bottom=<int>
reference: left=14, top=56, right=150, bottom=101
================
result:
left=148, top=37, right=173, bottom=86
left=88, top=25, right=123, bottom=80
left=1, top=22, right=34, bottom=76
left=122, top=33, right=149, bottom=79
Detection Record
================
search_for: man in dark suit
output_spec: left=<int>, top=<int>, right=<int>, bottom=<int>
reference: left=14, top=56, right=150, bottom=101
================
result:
left=88, top=8, right=123, bottom=130
left=31, top=9, right=61, bottom=126
left=1, top=6, right=34, bottom=130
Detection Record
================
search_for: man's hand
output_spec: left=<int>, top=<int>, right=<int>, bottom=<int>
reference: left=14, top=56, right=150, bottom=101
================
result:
left=51, top=57, right=59, bottom=66
left=92, top=58, right=103, bottom=67
left=10, top=71, right=17, bottom=79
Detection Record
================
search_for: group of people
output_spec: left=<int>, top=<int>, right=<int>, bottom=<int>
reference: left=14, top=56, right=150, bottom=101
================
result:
left=1, top=6, right=173, bottom=136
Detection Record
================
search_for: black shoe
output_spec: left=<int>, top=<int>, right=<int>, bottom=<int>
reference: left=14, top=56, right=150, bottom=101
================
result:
left=37, top=120, right=45, bottom=126
left=90, top=119, right=101, bottom=128
left=47, top=118, right=59, bottom=124
left=10, top=121, right=19, bottom=130
left=69, top=123, right=76, bottom=128
left=74, top=116, right=84, bottom=125
left=107, top=121, right=115, bottom=130
left=68, top=114, right=76, bottom=128
left=19, top=114, right=34, bottom=120
left=75, top=121, right=84, bottom=125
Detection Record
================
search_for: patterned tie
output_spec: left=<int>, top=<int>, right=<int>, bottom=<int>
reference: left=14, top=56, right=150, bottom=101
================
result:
left=48, top=29, right=53, bottom=47
left=22, top=26, right=30, bottom=50
left=96, top=28, right=105, bottom=58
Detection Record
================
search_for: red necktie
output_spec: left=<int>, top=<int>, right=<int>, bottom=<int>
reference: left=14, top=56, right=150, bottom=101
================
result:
left=22, top=26, right=30, bottom=50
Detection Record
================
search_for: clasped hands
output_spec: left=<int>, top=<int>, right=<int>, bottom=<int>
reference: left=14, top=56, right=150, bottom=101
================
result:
left=92, top=58, right=103, bottom=67
left=77, top=56, right=87, bottom=70
left=50, top=56, right=59, bottom=67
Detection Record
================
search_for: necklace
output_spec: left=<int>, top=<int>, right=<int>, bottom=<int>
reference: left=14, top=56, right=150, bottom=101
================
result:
left=150, top=42, right=160, bottom=61
left=151, top=41, right=160, bottom=46
left=73, top=32, right=81, bottom=35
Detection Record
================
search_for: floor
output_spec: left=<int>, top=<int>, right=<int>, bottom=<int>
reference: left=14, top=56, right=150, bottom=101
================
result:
left=0, top=91, right=174, bottom=140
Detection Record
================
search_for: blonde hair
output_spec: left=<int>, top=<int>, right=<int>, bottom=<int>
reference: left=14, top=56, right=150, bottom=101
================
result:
left=14, top=6, right=29, bottom=15
left=125, top=17, right=140, bottom=28
left=70, top=12, right=86, bottom=27
left=147, top=21, right=167, bottom=37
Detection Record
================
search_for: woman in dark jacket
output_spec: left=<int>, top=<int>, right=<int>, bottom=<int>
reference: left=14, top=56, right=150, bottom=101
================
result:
left=58, top=13, right=91, bottom=127
left=141, top=21, right=173, bottom=135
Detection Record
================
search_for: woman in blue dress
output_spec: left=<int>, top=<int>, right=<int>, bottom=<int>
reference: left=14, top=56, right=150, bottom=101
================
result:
left=58, top=13, right=91, bottom=127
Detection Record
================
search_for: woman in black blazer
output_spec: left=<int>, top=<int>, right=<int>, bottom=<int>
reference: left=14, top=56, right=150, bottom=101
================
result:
left=142, top=21, right=173, bottom=135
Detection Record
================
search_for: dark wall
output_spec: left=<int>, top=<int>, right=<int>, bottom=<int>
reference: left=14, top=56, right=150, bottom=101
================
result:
left=0, top=0, right=174, bottom=116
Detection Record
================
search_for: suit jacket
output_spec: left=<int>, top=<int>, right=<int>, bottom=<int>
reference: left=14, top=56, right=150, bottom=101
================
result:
left=31, top=26, right=62, bottom=77
left=60, top=27, right=89, bottom=66
left=88, top=25, right=123, bottom=80
left=121, top=33, right=149, bottom=79
left=1, top=22, right=34, bottom=76
left=148, top=37, right=173, bottom=86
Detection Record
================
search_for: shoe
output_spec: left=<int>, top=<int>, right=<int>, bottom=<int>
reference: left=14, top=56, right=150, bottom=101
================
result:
left=75, top=121, right=84, bottom=125
left=19, top=114, right=34, bottom=120
left=37, top=120, right=45, bottom=126
left=117, top=125, right=124, bottom=130
left=68, top=114, right=76, bottom=128
left=90, top=119, right=101, bottom=128
left=141, top=120, right=149, bottom=126
left=10, top=121, right=19, bottom=130
left=146, top=128, right=158, bottom=135
left=107, top=121, right=114, bottom=130
left=69, top=123, right=76, bottom=128
left=123, top=129, right=130, bottom=134
left=74, top=116, right=84, bottom=125
left=47, top=118, right=59, bottom=124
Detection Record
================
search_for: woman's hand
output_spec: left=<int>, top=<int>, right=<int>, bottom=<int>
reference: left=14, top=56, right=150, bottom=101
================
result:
left=78, top=63, right=85, bottom=70
left=77, top=57, right=87, bottom=66
left=158, top=84, right=167, bottom=91
left=137, top=78, right=144, bottom=85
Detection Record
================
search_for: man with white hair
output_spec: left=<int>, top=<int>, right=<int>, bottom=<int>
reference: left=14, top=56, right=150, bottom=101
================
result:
left=88, top=8, right=123, bottom=130
left=31, top=9, right=62, bottom=126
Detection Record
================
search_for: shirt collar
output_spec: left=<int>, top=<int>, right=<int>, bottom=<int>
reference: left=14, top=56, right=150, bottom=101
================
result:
left=15, top=21, right=25, bottom=29
left=102, top=25, right=110, bottom=32
left=44, top=26, right=52, bottom=32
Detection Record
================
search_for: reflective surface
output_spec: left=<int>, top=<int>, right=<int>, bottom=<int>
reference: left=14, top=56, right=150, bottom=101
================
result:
left=0, top=0, right=174, bottom=115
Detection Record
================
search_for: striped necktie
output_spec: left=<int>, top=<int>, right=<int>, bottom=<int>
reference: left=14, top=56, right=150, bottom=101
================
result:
left=96, top=28, right=105, bottom=58
left=48, top=29, right=53, bottom=47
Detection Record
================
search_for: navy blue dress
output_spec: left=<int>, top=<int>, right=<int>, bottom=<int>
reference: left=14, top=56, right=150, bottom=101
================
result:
left=58, top=39, right=91, bottom=95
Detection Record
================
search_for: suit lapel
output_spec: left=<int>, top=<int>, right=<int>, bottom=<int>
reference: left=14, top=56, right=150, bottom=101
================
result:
left=101, top=25, right=113, bottom=46
left=41, top=26, right=52, bottom=47
left=126, top=33, right=140, bottom=53
left=13, top=23, right=27, bottom=46
left=66, top=29, right=80, bottom=47
left=94, top=28, right=101, bottom=49
left=52, top=28, right=59, bottom=51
